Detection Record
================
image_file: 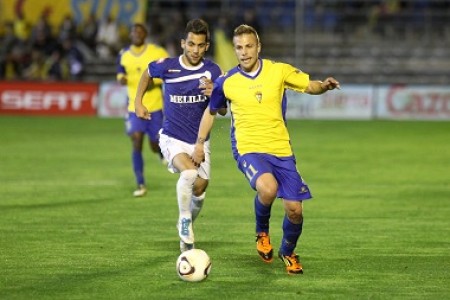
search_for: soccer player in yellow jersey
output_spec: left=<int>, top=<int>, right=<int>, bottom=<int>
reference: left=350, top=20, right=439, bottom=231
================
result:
left=117, top=23, right=169, bottom=197
left=192, top=24, right=340, bottom=274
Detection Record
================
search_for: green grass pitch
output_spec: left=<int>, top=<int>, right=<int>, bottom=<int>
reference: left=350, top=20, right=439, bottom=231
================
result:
left=1, top=116, right=449, bottom=299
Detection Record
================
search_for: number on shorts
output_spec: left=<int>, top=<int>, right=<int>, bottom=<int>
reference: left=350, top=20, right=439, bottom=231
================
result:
left=245, top=164, right=258, bottom=181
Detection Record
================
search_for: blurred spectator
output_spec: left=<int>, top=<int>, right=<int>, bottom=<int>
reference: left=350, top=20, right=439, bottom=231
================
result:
left=6, top=44, right=29, bottom=79
left=0, top=22, right=20, bottom=79
left=45, top=47, right=69, bottom=81
left=61, top=38, right=84, bottom=80
left=1, top=21, right=29, bottom=80
left=23, top=48, right=47, bottom=80
left=79, top=13, right=98, bottom=52
left=13, top=12, right=30, bottom=41
left=31, top=29, right=59, bottom=57
left=96, top=15, right=120, bottom=59
left=30, top=10, right=53, bottom=43
left=58, top=14, right=77, bottom=41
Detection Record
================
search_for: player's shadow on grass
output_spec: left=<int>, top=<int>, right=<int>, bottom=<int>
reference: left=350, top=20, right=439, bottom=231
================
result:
left=152, top=239, right=282, bottom=277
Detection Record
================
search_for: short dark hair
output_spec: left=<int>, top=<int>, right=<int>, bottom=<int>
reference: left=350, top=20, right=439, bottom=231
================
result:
left=131, top=23, right=148, bottom=34
left=233, top=24, right=260, bottom=44
left=184, top=18, right=210, bottom=42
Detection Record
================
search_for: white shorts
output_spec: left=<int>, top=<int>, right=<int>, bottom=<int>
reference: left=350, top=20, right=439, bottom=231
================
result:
left=159, top=133, right=211, bottom=180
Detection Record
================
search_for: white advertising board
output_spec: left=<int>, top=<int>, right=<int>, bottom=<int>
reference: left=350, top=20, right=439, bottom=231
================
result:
left=97, top=81, right=128, bottom=118
left=376, top=85, right=450, bottom=120
left=286, top=85, right=373, bottom=119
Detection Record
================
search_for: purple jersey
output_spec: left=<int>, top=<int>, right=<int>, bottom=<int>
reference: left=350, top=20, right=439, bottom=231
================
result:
left=149, top=56, right=222, bottom=144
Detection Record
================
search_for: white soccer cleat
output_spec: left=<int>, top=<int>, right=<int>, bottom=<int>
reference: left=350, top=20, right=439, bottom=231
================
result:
left=178, top=217, right=194, bottom=244
left=133, top=185, right=147, bottom=197
left=180, top=240, right=195, bottom=253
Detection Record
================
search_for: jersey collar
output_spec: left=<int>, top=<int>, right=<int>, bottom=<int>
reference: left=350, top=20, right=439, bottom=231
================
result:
left=238, top=58, right=262, bottom=79
left=179, top=55, right=204, bottom=70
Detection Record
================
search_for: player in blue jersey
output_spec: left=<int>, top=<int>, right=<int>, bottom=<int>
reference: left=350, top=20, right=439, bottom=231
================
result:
left=134, top=19, right=226, bottom=252
left=117, top=23, right=169, bottom=197
left=192, top=24, right=340, bottom=274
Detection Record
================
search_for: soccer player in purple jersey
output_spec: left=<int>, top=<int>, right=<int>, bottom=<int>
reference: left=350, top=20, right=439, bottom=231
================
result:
left=192, top=25, right=340, bottom=274
left=134, top=19, right=226, bottom=252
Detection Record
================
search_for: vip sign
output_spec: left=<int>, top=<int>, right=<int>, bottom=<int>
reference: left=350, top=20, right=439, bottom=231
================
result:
left=0, top=0, right=146, bottom=29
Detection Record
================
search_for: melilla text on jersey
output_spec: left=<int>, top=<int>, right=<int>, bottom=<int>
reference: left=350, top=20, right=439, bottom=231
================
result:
left=169, top=95, right=208, bottom=104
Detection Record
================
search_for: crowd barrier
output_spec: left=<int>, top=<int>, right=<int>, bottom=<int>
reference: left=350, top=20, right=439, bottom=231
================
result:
left=286, top=85, right=450, bottom=120
left=1, top=81, right=449, bottom=120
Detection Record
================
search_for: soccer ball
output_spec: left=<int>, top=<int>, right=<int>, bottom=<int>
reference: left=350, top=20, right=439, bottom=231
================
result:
left=176, top=249, right=211, bottom=282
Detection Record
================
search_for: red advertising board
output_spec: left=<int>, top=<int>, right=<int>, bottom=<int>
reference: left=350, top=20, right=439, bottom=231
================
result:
left=0, top=81, right=98, bottom=116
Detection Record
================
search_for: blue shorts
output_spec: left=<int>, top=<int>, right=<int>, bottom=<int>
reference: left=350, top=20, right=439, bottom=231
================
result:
left=236, top=153, right=312, bottom=201
left=125, top=111, right=163, bottom=142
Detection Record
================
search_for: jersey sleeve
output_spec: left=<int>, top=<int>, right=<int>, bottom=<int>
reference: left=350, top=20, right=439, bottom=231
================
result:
left=210, top=76, right=227, bottom=112
left=283, top=64, right=310, bottom=93
left=148, top=58, right=167, bottom=79
left=148, top=58, right=168, bottom=87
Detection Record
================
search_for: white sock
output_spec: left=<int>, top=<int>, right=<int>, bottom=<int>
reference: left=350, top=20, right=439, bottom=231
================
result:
left=191, top=192, right=205, bottom=222
left=177, top=169, right=198, bottom=220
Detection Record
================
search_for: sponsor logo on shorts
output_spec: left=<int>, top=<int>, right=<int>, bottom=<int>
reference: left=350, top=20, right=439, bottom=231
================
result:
left=299, top=186, right=309, bottom=194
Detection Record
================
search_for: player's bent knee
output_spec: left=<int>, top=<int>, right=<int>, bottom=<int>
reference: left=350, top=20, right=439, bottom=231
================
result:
left=180, top=169, right=199, bottom=185
left=258, top=188, right=278, bottom=205
left=284, top=202, right=303, bottom=223
left=286, top=210, right=303, bottom=224
left=256, top=174, right=278, bottom=201
left=288, top=213, right=303, bottom=224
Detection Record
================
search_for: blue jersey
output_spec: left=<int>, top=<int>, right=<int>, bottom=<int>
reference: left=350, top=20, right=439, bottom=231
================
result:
left=149, top=56, right=222, bottom=144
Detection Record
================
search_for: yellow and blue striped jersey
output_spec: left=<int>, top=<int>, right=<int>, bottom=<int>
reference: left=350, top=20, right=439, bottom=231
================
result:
left=210, top=59, right=310, bottom=158
left=117, top=44, right=169, bottom=112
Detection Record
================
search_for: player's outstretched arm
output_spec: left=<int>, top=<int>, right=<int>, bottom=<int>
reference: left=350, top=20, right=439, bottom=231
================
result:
left=192, top=107, right=217, bottom=167
left=200, top=78, right=227, bottom=116
left=305, top=77, right=340, bottom=95
left=134, top=70, right=154, bottom=120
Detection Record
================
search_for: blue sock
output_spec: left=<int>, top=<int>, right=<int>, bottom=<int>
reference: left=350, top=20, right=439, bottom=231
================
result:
left=280, top=216, right=303, bottom=256
left=132, top=150, right=144, bottom=185
left=254, top=195, right=271, bottom=233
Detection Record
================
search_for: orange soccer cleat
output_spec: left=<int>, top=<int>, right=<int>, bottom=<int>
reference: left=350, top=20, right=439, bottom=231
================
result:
left=256, top=232, right=273, bottom=263
left=278, top=252, right=303, bottom=275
